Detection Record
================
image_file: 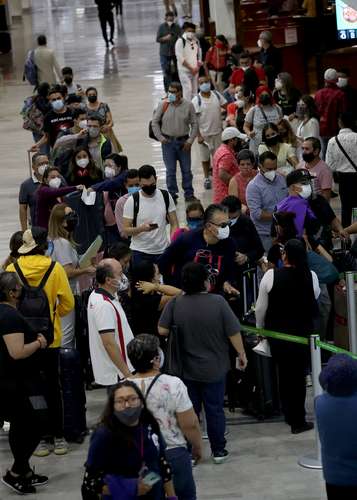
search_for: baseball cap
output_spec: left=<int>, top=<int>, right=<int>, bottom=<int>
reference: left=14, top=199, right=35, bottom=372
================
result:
left=18, top=227, right=48, bottom=255
left=324, top=68, right=338, bottom=82
left=286, top=169, right=313, bottom=187
left=319, top=354, right=357, bottom=396
left=222, top=127, right=243, bottom=141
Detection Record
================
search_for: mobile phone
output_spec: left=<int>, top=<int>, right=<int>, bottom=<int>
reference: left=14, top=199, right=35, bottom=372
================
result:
left=141, top=471, right=161, bottom=487
left=149, top=223, right=158, bottom=229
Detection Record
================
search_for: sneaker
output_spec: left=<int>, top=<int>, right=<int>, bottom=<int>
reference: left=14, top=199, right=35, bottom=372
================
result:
left=212, top=449, right=229, bottom=464
left=27, top=469, right=48, bottom=487
left=33, top=440, right=51, bottom=457
left=185, top=195, right=199, bottom=203
left=1, top=471, right=36, bottom=495
left=204, top=178, right=212, bottom=190
left=54, top=437, right=68, bottom=455
left=291, top=422, right=314, bottom=434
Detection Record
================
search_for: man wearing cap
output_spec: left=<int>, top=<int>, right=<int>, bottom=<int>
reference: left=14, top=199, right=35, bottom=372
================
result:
left=256, top=30, right=282, bottom=89
left=7, top=227, right=74, bottom=457
left=246, top=151, right=288, bottom=252
left=314, top=68, right=347, bottom=158
left=212, top=127, right=246, bottom=203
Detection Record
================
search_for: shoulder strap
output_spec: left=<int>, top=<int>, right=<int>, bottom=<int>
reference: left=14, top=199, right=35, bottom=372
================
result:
left=259, top=105, right=269, bottom=123
left=132, top=191, right=140, bottom=227
left=180, top=36, right=186, bottom=48
left=38, top=261, right=56, bottom=290
left=197, top=94, right=202, bottom=108
left=102, top=295, right=127, bottom=364
left=162, top=100, right=169, bottom=114
left=13, top=262, right=29, bottom=288
left=160, top=189, right=170, bottom=216
left=213, top=90, right=220, bottom=101
left=335, top=136, right=357, bottom=173
left=145, top=374, right=162, bottom=399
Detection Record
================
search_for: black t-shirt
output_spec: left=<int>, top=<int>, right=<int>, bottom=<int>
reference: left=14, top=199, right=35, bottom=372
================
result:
left=130, top=292, right=162, bottom=336
left=0, top=304, right=38, bottom=381
left=44, top=108, right=74, bottom=146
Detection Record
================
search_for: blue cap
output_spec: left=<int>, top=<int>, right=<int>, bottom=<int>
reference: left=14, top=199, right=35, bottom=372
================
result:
left=319, top=354, right=357, bottom=396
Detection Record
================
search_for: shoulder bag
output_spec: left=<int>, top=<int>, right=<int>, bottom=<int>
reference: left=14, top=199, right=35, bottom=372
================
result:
left=334, top=135, right=357, bottom=183
left=162, top=296, right=183, bottom=378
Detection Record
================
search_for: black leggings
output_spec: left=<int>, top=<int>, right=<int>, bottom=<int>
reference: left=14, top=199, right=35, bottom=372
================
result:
left=99, top=11, right=114, bottom=43
left=326, top=483, right=357, bottom=499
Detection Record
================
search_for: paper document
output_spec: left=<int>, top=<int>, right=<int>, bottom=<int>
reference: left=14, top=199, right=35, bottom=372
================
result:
left=79, top=235, right=103, bottom=269
left=81, top=188, right=96, bottom=206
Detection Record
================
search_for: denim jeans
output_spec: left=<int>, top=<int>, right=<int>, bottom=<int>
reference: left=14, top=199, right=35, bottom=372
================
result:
left=162, top=139, right=194, bottom=199
left=184, top=377, right=226, bottom=454
left=166, top=447, right=196, bottom=500
left=160, top=55, right=177, bottom=92
left=131, top=250, right=161, bottom=268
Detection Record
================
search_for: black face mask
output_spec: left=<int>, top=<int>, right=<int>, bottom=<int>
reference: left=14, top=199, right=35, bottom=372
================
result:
left=65, top=213, right=79, bottom=232
left=259, top=94, right=271, bottom=105
left=302, top=152, right=315, bottom=163
left=64, top=76, right=73, bottom=85
left=141, top=184, right=156, bottom=195
left=87, top=95, right=97, bottom=103
left=265, top=135, right=280, bottom=146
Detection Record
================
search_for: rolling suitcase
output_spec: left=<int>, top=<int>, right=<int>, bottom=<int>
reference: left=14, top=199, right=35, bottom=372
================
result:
left=60, top=348, right=87, bottom=443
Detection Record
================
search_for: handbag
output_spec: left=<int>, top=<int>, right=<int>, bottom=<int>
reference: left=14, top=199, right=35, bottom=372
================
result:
left=307, top=250, right=339, bottom=284
left=162, top=297, right=183, bottom=378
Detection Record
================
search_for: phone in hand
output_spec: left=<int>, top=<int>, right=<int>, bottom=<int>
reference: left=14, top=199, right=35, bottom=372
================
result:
left=141, top=471, right=161, bottom=487
left=149, top=223, right=158, bottom=229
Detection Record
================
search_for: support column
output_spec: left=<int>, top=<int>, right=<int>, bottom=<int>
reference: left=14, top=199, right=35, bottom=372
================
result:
left=209, top=0, right=236, bottom=41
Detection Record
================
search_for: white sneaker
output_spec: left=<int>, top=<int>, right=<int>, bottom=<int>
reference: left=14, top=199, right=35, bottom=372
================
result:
left=54, top=438, right=68, bottom=455
left=33, top=440, right=51, bottom=457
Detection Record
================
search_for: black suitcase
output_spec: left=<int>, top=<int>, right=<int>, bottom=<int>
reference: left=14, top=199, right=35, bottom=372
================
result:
left=60, top=348, right=87, bottom=443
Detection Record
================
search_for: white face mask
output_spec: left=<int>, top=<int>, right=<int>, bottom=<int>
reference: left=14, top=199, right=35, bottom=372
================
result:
left=117, top=273, right=129, bottom=292
left=185, top=32, right=194, bottom=40
left=229, top=217, right=238, bottom=226
left=236, top=99, right=245, bottom=109
left=167, top=21, right=173, bottom=26
left=263, top=170, right=276, bottom=182
left=217, top=225, right=230, bottom=240
left=49, top=177, right=61, bottom=189
left=337, top=77, right=348, bottom=88
left=38, top=164, right=48, bottom=176
left=76, top=158, right=89, bottom=169
left=299, top=184, right=312, bottom=199
left=275, top=79, right=283, bottom=90
left=257, top=39, right=264, bottom=48
left=105, top=166, right=116, bottom=178
left=78, top=119, right=87, bottom=129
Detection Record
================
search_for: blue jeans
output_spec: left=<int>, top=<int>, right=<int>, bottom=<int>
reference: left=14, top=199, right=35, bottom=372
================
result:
left=166, top=447, right=196, bottom=500
left=162, top=139, right=194, bottom=199
left=184, top=377, right=226, bottom=454
left=131, top=250, right=161, bottom=268
left=160, top=55, right=177, bottom=92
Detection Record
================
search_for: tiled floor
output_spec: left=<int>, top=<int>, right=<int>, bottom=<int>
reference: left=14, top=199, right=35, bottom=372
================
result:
left=0, top=1, right=326, bottom=498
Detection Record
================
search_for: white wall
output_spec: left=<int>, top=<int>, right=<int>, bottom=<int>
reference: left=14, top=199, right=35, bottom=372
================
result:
left=209, top=0, right=236, bottom=41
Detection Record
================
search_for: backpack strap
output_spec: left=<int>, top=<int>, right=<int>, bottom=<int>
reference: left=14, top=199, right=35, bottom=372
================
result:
left=132, top=190, right=140, bottom=228
left=13, top=262, right=29, bottom=288
left=145, top=374, right=162, bottom=399
left=180, top=36, right=186, bottom=48
left=102, top=295, right=127, bottom=364
left=38, top=261, right=56, bottom=290
left=160, top=189, right=170, bottom=219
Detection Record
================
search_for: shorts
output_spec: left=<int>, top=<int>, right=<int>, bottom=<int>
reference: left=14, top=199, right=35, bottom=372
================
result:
left=198, top=133, right=222, bottom=162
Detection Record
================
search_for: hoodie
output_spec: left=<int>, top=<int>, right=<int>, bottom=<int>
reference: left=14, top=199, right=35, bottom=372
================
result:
left=7, top=255, right=74, bottom=348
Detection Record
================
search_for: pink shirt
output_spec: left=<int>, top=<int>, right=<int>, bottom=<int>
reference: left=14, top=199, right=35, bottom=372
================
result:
left=297, top=159, right=333, bottom=195
left=213, top=143, right=239, bottom=203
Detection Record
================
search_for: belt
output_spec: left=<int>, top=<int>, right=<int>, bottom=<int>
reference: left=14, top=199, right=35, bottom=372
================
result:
left=163, top=134, right=189, bottom=141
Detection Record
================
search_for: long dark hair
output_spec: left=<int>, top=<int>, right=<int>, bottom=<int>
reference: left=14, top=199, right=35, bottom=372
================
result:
left=67, top=146, right=102, bottom=184
left=284, top=239, right=315, bottom=307
left=100, top=381, right=161, bottom=447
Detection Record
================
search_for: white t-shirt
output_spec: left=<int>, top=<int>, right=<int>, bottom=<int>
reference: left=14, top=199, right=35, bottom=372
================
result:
left=87, top=289, right=134, bottom=386
left=131, top=374, right=192, bottom=449
left=123, top=189, right=176, bottom=255
left=51, top=237, right=79, bottom=294
left=192, top=92, right=226, bottom=136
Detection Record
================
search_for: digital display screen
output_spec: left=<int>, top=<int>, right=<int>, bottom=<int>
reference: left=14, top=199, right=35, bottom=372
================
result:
left=336, top=0, right=357, bottom=40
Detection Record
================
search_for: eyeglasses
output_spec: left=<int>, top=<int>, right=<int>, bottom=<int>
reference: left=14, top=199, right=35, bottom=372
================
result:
left=114, top=396, right=140, bottom=409
left=209, top=221, right=229, bottom=229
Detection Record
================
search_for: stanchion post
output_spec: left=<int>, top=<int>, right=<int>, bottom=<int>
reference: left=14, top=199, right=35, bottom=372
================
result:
left=346, top=271, right=357, bottom=355
left=298, top=334, right=323, bottom=470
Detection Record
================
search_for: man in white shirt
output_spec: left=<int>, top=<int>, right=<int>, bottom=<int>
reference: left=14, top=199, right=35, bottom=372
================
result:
left=192, top=75, right=227, bottom=189
left=87, top=259, right=133, bottom=388
left=34, top=35, right=61, bottom=85
left=175, top=22, right=202, bottom=101
left=326, top=112, right=357, bottom=227
left=122, top=165, right=178, bottom=266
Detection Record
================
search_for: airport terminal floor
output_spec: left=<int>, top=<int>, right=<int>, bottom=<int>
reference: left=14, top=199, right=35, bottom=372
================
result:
left=0, top=0, right=328, bottom=498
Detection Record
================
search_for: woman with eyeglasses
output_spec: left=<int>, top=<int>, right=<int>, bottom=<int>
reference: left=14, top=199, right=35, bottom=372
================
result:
left=255, top=239, right=320, bottom=434
left=81, top=380, right=177, bottom=499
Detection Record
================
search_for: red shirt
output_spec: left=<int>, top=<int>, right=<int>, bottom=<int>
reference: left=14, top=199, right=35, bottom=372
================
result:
left=230, top=66, right=265, bottom=86
left=314, top=85, right=347, bottom=138
left=213, top=143, right=239, bottom=203
left=205, top=47, right=228, bottom=71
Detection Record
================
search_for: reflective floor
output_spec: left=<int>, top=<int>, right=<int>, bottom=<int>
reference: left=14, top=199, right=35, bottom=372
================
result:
left=0, top=1, right=326, bottom=498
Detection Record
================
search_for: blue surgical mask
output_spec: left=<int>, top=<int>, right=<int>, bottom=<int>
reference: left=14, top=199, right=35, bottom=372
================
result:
left=187, top=218, right=203, bottom=230
left=200, top=82, right=211, bottom=93
left=167, top=92, right=176, bottom=103
left=128, top=186, right=140, bottom=195
left=51, top=99, right=64, bottom=111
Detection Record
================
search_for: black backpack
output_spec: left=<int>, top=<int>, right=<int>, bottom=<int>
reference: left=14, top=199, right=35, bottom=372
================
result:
left=132, top=189, right=170, bottom=227
left=14, top=261, right=56, bottom=345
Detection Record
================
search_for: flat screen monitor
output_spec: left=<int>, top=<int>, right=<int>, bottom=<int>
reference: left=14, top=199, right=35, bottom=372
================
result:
left=336, top=0, right=357, bottom=40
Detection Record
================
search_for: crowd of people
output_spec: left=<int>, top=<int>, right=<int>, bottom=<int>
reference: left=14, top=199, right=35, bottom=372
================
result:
left=2, top=1, right=357, bottom=499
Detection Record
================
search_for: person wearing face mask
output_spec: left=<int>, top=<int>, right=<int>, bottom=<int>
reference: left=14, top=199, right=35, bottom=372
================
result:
left=114, top=169, right=140, bottom=240
left=336, top=69, right=357, bottom=121
left=33, top=34, right=61, bottom=85
left=230, top=52, right=264, bottom=96
left=19, top=153, right=50, bottom=231
left=65, top=147, right=103, bottom=189
left=159, top=262, right=247, bottom=464
left=256, top=31, right=282, bottom=90
left=61, top=66, right=83, bottom=97
left=22, top=82, right=51, bottom=155
left=123, top=165, right=178, bottom=266
left=128, top=334, right=202, bottom=500
left=87, top=259, right=134, bottom=389
left=158, top=204, right=238, bottom=296
left=35, top=167, right=84, bottom=230
left=192, top=75, right=227, bottom=189
left=294, top=96, right=320, bottom=159
left=228, top=149, right=257, bottom=213
left=272, top=72, right=301, bottom=117
left=52, top=108, right=89, bottom=167
left=130, top=261, right=181, bottom=337
left=156, top=12, right=182, bottom=92
left=226, top=86, right=254, bottom=131
left=259, top=122, right=298, bottom=176
left=204, top=35, right=229, bottom=92
left=171, top=200, right=205, bottom=241
left=175, top=22, right=202, bottom=101
left=82, top=380, right=176, bottom=500
left=297, top=137, right=332, bottom=201
left=246, top=151, right=288, bottom=252
left=48, top=204, right=96, bottom=348
left=243, top=85, right=282, bottom=155
left=314, top=68, right=347, bottom=159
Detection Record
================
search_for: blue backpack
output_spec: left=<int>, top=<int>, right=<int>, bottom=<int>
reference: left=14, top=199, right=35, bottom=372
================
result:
left=23, top=49, right=38, bottom=86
